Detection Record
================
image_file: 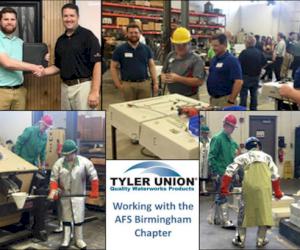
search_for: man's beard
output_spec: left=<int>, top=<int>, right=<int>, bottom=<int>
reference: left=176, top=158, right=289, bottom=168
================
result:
left=0, top=25, right=17, bottom=35
left=128, top=37, right=139, bottom=45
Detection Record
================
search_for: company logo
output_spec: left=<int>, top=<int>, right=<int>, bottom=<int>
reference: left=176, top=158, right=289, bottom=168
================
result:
left=109, top=161, right=197, bottom=192
left=124, top=161, right=181, bottom=177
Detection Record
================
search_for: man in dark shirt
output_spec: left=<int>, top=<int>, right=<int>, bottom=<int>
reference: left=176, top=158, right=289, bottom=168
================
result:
left=37, top=3, right=101, bottom=110
left=254, top=35, right=263, bottom=51
left=206, top=34, right=243, bottom=108
left=239, top=35, right=266, bottom=110
left=110, top=23, right=158, bottom=101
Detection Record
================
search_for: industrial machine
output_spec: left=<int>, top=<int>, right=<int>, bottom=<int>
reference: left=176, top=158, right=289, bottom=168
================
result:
left=109, top=94, right=205, bottom=159
left=0, top=146, right=48, bottom=247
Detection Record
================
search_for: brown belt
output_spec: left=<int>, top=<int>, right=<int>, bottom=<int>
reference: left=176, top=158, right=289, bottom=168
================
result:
left=63, top=78, right=92, bottom=86
left=0, top=84, right=23, bottom=89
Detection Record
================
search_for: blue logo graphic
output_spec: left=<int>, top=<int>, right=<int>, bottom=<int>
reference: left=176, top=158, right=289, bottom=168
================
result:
left=124, top=161, right=181, bottom=177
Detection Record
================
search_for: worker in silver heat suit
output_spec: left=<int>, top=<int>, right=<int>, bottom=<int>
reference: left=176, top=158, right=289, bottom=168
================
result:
left=48, top=139, right=99, bottom=250
left=200, top=125, right=210, bottom=195
left=220, top=137, right=283, bottom=248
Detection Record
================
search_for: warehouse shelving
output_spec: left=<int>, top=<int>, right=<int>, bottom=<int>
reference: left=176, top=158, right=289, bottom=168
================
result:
left=102, top=1, right=226, bottom=62
left=102, top=1, right=226, bottom=35
left=102, top=2, right=226, bottom=18
left=102, top=12, right=162, bottom=21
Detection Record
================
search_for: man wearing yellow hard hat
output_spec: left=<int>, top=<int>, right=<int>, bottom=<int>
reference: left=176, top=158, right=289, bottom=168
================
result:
left=161, top=27, right=205, bottom=99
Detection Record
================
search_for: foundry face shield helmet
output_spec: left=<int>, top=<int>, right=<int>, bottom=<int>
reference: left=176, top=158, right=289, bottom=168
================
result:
left=245, top=137, right=262, bottom=150
left=61, top=139, right=78, bottom=155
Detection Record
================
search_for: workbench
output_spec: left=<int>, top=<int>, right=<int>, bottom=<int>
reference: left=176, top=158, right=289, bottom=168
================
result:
left=261, top=81, right=299, bottom=110
left=109, top=94, right=201, bottom=159
left=0, top=146, right=48, bottom=245
left=0, top=146, right=37, bottom=211
left=199, top=101, right=210, bottom=110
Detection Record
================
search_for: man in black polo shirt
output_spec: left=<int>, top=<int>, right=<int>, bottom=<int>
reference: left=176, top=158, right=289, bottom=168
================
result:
left=37, top=3, right=101, bottom=110
left=110, top=23, right=158, bottom=101
left=239, top=35, right=266, bottom=110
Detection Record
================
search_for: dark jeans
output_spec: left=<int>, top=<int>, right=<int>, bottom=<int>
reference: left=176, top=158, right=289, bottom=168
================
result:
left=261, top=53, right=273, bottom=81
left=274, top=57, right=283, bottom=81
left=240, top=75, right=260, bottom=110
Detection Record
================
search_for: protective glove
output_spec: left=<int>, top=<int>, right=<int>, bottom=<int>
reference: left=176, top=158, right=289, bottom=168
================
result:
left=48, top=181, right=59, bottom=200
left=220, top=175, right=232, bottom=196
left=272, top=178, right=283, bottom=199
left=89, top=179, right=99, bottom=199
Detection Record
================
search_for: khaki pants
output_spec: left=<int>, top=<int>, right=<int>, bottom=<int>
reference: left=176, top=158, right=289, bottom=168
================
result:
left=61, top=81, right=96, bottom=110
left=210, top=95, right=236, bottom=107
left=0, top=86, right=26, bottom=110
left=121, top=80, right=151, bottom=101
left=281, top=53, right=293, bottom=78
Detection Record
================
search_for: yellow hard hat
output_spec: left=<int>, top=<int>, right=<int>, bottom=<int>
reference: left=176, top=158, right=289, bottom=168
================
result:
left=171, top=27, right=192, bottom=44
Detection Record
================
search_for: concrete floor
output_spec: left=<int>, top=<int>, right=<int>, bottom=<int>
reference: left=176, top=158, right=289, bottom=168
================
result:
left=7, top=210, right=105, bottom=250
left=200, top=179, right=300, bottom=249
left=103, top=70, right=173, bottom=160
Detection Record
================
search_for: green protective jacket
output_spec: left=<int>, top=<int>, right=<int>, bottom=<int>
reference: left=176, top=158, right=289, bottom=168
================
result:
left=208, top=130, right=238, bottom=175
left=14, top=126, right=47, bottom=166
left=242, top=161, right=274, bottom=227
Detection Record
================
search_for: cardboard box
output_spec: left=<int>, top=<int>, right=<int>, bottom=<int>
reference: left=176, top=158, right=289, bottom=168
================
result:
left=45, top=129, right=65, bottom=169
left=142, top=24, right=149, bottom=31
left=148, top=22, right=155, bottom=30
left=149, top=1, right=163, bottom=8
left=116, top=17, right=129, bottom=26
left=143, top=22, right=155, bottom=31
left=135, top=1, right=150, bottom=7
left=155, top=23, right=162, bottom=31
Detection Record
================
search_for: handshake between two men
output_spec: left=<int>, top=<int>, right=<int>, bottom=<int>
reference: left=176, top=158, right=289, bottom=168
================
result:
left=31, top=64, right=46, bottom=77
left=28, top=52, right=50, bottom=78
left=0, top=52, right=51, bottom=77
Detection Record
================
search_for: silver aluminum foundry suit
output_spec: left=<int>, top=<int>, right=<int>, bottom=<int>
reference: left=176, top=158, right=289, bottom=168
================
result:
left=50, top=155, right=98, bottom=223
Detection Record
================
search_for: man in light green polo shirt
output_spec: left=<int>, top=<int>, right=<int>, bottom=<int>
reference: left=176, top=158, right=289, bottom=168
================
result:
left=0, top=7, right=44, bottom=110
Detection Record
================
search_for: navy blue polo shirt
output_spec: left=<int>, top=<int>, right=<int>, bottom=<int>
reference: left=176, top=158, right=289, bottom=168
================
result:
left=207, top=51, right=242, bottom=97
left=112, top=42, right=153, bottom=81
left=294, top=67, right=300, bottom=89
